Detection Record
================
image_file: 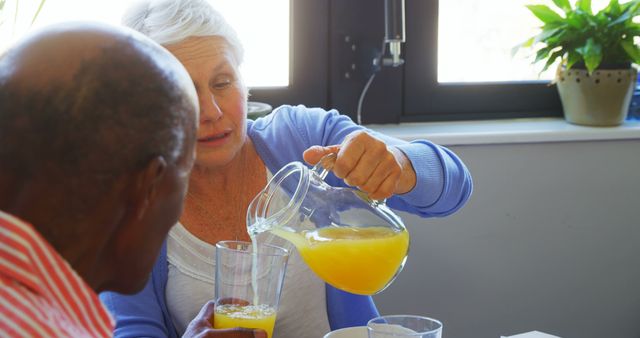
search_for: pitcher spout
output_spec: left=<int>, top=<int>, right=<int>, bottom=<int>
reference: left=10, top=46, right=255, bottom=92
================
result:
left=247, top=190, right=270, bottom=235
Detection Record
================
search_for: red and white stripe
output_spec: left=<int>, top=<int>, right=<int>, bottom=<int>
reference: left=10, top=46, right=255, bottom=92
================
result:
left=0, top=211, right=114, bottom=337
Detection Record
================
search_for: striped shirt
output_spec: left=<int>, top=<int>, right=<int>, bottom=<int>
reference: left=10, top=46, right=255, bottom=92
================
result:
left=0, top=210, right=114, bottom=337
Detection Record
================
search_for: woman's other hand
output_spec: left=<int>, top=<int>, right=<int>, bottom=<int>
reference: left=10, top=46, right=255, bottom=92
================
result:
left=182, top=301, right=267, bottom=338
left=303, top=130, right=417, bottom=200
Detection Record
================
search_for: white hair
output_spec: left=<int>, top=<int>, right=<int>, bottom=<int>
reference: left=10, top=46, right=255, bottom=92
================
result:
left=122, top=0, right=244, bottom=65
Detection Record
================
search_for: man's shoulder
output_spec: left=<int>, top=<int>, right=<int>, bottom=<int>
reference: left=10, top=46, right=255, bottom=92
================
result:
left=1, top=277, right=47, bottom=313
left=2, top=277, right=114, bottom=337
left=1, top=277, right=65, bottom=336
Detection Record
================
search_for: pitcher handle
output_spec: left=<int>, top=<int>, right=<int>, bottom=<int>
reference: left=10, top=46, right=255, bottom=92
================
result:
left=312, top=153, right=386, bottom=206
left=354, top=190, right=387, bottom=207
left=311, top=153, right=337, bottom=180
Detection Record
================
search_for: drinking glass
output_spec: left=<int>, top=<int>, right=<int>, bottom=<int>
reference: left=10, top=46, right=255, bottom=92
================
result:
left=367, top=315, right=443, bottom=338
left=324, top=326, right=368, bottom=338
left=213, top=240, right=289, bottom=338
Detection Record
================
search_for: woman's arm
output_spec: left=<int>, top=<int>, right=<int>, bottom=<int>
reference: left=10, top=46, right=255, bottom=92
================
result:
left=99, top=245, right=175, bottom=338
left=100, top=284, right=171, bottom=338
left=284, top=105, right=473, bottom=217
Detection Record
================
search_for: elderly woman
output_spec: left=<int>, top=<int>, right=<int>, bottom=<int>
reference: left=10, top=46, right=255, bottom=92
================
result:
left=100, top=0, right=472, bottom=337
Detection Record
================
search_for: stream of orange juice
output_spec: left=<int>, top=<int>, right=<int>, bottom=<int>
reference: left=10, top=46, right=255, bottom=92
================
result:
left=271, top=226, right=409, bottom=295
left=213, top=304, right=277, bottom=338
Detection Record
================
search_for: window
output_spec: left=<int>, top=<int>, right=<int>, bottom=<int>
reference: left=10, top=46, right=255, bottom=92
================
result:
left=402, top=0, right=570, bottom=122
left=438, top=0, right=556, bottom=83
left=326, top=0, right=619, bottom=123
left=4, top=0, right=619, bottom=123
left=0, top=0, right=290, bottom=88
left=214, top=0, right=289, bottom=87
left=320, top=0, right=556, bottom=124
left=438, top=0, right=611, bottom=83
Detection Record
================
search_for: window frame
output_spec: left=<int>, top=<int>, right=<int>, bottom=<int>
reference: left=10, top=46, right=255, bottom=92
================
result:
left=251, top=0, right=564, bottom=123
left=401, top=0, right=563, bottom=122
left=248, top=0, right=329, bottom=108
left=6, top=0, right=565, bottom=123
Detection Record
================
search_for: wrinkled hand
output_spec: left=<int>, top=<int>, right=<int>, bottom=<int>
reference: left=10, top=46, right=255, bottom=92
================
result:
left=182, top=301, right=267, bottom=338
left=303, top=130, right=416, bottom=200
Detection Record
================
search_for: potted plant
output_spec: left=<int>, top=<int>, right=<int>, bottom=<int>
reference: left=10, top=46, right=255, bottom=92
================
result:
left=522, top=0, right=640, bottom=126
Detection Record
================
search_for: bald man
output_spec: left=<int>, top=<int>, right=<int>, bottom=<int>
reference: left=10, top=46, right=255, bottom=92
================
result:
left=0, top=21, right=228, bottom=338
left=0, top=22, right=265, bottom=338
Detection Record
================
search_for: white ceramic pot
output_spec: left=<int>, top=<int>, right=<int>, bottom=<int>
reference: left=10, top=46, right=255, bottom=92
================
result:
left=556, top=67, right=637, bottom=126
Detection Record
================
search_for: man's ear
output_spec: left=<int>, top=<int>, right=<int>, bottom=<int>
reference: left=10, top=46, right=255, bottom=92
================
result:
left=99, top=156, right=169, bottom=293
left=131, top=156, right=167, bottom=221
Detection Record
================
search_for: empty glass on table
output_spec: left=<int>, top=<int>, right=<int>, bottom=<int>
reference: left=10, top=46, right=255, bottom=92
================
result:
left=367, top=315, right=443, bottom=338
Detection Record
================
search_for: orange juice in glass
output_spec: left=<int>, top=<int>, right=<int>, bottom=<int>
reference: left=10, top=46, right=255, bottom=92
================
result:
left=213, top=241, right=288, bottom=338
left=214, top=304, right=277, bottom=335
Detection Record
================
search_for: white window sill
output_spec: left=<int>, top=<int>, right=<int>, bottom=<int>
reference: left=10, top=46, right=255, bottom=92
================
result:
left=367, top=117, right=640, bottom=146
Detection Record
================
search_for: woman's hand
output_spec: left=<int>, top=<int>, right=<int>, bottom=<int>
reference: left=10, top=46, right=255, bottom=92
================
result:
left=182, top=301, right=267, bottom=338
left=303, top=130, right=416, bottom=200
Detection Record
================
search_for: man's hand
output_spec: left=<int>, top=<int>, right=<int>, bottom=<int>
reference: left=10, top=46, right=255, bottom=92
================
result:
left=182, top=301, right=267, bottom=338
left=303, top=130, right=417, bottom=200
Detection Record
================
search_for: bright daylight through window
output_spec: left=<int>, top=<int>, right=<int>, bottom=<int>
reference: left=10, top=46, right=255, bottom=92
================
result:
left=438, top=0, right=611, bottom=83
left=0, top=0, right=289, bottom=87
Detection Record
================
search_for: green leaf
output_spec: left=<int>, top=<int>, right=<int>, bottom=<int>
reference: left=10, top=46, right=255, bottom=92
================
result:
left=608, top=13, right=631, bottom=27
left=511, top=37, right=536, bottom=58
left=576, top=38, right=603, bottom=73
left=576, top=0, right=592, bottom=14
left=535, top=46, right=555, bottom=63
left=522, top=36, right=536, bottom=48
left=566, top=50, right=582, bottom=69
left=625, top=1, right=640, bottom=17
left=31, top=0, right=46, bottom=26
left=604, top=0, right=621, bottom=16
left=534, top=27, right=562, bottom=44
left=552, top=0, right=572, bottom=12
left=626, top=25, right=640, bottom=37
left=621, top=40, right=640, bottom=64
left=522, top=0, right=639, bottom=68
left=608, top=1, right=638, bottom=27
left=566, top=10, right=587, bottom=28
left=526, top=5, right=564, bottom=23
left=542, top=50, right=564, bottom=72
left=13, top=0, right=19, bottom=34
left=618, top=1, right=630, bottom=12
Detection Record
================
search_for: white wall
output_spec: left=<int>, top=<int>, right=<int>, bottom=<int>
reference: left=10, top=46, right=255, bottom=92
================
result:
left=374, top=139, right=640, bottom=338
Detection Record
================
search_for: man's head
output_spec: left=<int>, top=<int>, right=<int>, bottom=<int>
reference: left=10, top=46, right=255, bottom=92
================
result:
left=0, top=22, right=198, bottom=293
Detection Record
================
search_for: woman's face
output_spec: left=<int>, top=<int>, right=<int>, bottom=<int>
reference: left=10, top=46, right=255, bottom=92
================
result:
left=166, top=36, right=247, bottom=169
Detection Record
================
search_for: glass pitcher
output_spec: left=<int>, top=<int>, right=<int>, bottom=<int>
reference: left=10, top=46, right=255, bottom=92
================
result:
left=247, top=154, right=410, bottom=295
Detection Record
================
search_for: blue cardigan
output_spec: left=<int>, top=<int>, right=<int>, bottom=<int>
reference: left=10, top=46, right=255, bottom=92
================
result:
left=100, top=105, right=472, bottom=338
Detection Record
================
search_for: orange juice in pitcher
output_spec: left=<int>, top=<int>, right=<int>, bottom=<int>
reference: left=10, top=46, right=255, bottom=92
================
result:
left=248, top=154, right=410, bottom=295
left=272, top=226, right=409, bottom=295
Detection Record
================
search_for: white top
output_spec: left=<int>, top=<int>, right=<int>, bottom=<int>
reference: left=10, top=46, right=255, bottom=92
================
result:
left=166, top=223, right=330, bottom=337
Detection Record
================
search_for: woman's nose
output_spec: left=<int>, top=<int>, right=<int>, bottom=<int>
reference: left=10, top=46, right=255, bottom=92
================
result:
left=200, top=92, right=223, bottom=122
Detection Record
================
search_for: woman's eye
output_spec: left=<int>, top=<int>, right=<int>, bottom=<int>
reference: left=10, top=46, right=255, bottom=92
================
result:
left=211, top=77, right=233, bottom=90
